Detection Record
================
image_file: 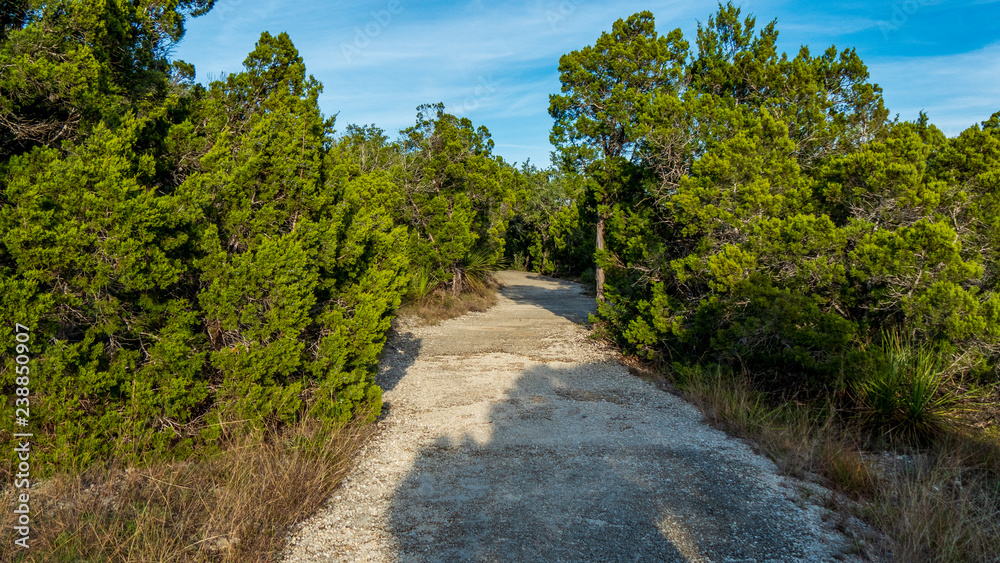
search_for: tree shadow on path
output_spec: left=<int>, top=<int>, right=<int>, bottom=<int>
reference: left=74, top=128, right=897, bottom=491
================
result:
left=500, top=273, right=593, bottom=324
left=375, top=328, right=422, bottom=419
left=386, top=362, right=820, bottom=562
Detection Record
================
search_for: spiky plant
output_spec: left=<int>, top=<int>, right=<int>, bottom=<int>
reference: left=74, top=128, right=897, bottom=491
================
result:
left=855, top=330, right=969, bottom=445
left=452, top=247, right=503, bottom=296
left=406, top=266, right=437, bottom=302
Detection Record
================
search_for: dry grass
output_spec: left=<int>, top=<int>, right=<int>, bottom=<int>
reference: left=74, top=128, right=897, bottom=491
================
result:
left=397, top=285, right=499, bottom=326
left=866, top=433, right=1000, bottom=562
left=633, top=360, right=1000, bottom=562
left=1, top=419, right=376, bottom=562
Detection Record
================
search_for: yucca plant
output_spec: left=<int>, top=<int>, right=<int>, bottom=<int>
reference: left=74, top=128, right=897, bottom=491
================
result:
left=406, top=266, right=437, bottom=302
left=855, top=330, right=968, bottom=445
left=452, top=247, right=503, bottom=296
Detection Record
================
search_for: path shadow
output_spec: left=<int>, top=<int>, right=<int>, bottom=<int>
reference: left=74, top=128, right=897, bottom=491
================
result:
left=386, top=363, right=815, bottom=562
left=375, top=328, right=422, bottom=419
left=499, top=273, right=595, bottom=325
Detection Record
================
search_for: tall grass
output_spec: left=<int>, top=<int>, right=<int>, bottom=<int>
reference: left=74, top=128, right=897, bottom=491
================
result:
left=406, top=248, right=502, bottom=302
left=398, top=249, right=503, bottom=325
left=0, top=419, right=375, bottom=562
left=397, top=286, right=499, bottom=326
left=867, top=432, right=1000, bottom=562
left=642, top=358, right=1000, bottom=562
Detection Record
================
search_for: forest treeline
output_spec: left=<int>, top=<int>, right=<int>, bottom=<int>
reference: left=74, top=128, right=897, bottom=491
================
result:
left=0, top=0, right=539, bottom=471
left=1, top=0, right=997, bottom=476
left=545, top=5, right=1000, bottom=442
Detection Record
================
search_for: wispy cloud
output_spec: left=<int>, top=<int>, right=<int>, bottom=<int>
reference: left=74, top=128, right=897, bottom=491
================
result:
left=175, top=0, right=719, bottom=165
left=777, top=15, right=883, bottom=40
left=174, top=0, right=1000, bottom=165
left=868, top=41, right=1000, bottom=135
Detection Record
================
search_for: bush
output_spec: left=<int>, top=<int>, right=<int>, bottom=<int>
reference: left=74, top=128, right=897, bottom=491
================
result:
left=0, top=32, right=409, bottom=474
left=854, top=331, right=971, bottom=445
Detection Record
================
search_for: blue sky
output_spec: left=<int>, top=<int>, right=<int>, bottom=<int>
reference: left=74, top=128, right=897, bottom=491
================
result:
left=172, top=0, right=1000, bottom=167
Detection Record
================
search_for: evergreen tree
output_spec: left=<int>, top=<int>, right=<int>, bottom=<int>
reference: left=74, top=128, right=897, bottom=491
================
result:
left=395, top=103, right=516, bottom=295
left=549, top=10, right=688, bottom=300
left=1, top=25, right=411, bottom=470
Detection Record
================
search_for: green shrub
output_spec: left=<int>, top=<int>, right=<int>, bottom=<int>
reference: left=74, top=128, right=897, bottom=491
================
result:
left=854, top=331, right=970, bottom=445
left=0, top=32, right=409, bottom=474
left=511, top=252, right=528, bottom=271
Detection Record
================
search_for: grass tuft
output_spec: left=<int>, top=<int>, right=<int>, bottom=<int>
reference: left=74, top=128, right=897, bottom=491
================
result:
left=644, top=358, right=1000, bottom=562
left=397, top=278, right=500, bottom=326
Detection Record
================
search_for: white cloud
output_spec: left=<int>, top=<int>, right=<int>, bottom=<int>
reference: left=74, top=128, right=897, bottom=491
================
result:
left=868, top=42, right=1000, bottom=135
left=177, top=0, right=873, bottom=165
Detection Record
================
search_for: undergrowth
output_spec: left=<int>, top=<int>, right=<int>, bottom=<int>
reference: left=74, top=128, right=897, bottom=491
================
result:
left=0, top=419, right=375, bottom=562
left=631, top=356, right=1000, bottom=562
left=398, top=256, right=502, bottom=325
left=397, top=288, right=499, bottom=325
left=853, top=331, right=976, bottom=446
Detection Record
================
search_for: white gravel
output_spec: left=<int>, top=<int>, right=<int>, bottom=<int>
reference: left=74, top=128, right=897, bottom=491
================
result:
left=281, top=271, right=861, bottom=562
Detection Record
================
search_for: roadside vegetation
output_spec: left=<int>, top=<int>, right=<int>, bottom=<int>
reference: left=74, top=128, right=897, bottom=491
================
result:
left=1, top=419, right=375, bottom=561
left=632, top=359, right=1000, bottom=562
left=397, top=278, right=501, bottom=326
left=520, top=4, right=1000, bottom=561
left=1, top=2, right=512, bottom=560
left=1, top=1, right=997, bottom=561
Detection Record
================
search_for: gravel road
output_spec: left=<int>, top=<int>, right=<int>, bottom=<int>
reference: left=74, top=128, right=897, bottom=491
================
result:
left=282, top=271, right=859, bottom=562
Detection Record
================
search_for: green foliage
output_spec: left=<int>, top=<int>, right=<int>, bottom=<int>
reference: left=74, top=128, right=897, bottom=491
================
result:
left=504, top=163, right=592, bottom=275
left=854, top=332, right=970, bottom=445
left=0, top=25, right=409, bottom=472
left=1, top=114, right=204, bottom=467
left=551, top=2, right=1000, bottom=422
left=550, top=10, right=689, bottom=299
left=405, top=266, right=438, bottom=302
left=0, top=4, right=525, bottom=473
left=455, top=247, right=502, bottom=296
left=393, top=102, right=517, bottom=294
left=0, top=0, right=215, bottom=159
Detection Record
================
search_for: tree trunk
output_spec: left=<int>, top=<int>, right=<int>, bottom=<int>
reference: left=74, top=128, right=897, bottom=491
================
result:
left=595, top=215, right=605, bottom=302
left=452, top=266, right=463, bottom=297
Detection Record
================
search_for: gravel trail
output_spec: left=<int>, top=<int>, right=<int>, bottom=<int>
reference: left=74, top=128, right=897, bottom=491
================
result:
left=282, top=271, right=858, bottom=562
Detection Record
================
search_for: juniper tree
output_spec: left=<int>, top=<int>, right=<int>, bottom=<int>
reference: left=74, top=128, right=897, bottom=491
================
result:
left=0, top=26, right=411, bottom=471
left=549, top=11, right=688, bottom=301
left=184, top=31, right=408, bottom=429
left=0, top=0, right=215, bottom=159
left=504, top=163, right=590, bottom=275
left=396, top=103, right=516, bottom=295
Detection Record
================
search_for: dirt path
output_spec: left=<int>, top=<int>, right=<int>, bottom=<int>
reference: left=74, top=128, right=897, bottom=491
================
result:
left=282, top=271, right=858, bottom=562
